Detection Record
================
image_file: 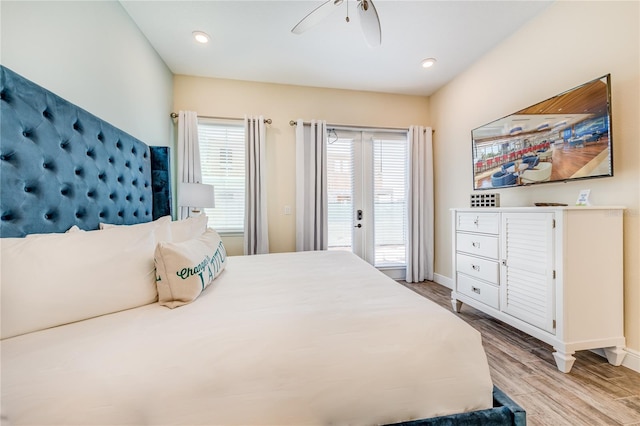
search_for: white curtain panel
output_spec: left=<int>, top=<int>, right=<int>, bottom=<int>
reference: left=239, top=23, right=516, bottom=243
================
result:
left=177, top=111, right=202, bottom=220
left=406, top=126, right=434, bottom=283
left=295, top=119, right=328, bottom=251
left=244, top=116, right=269, bottom=255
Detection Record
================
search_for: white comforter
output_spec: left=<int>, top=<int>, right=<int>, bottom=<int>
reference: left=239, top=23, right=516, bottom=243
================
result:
left=1, top=251, right=492, bottom=425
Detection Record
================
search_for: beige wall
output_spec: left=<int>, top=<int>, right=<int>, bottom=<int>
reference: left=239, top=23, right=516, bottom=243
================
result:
left=429, top=1, right=640, bottom=353
left=0, top=1, right=173, bottom=147
left=173, top=76, right=430, bottom=255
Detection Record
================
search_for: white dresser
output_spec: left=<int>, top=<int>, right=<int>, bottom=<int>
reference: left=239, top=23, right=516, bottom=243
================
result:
left=451, top=206, right=625, bottom=373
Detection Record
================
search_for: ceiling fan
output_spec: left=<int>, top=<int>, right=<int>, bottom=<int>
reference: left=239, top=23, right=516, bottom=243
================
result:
left=291, top=0, right=382, bottom=48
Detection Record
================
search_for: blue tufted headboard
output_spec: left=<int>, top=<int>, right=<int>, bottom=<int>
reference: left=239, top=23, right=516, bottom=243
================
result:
left=0, top=66, right=172, bottom=237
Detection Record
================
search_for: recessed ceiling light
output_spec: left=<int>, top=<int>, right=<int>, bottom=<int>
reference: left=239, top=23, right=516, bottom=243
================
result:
left=421, top=58, right=437, bottom=69
left=193, top=31, right=210, bottom=44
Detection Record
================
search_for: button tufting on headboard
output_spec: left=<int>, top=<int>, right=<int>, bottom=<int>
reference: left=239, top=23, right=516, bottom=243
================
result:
left=0, top=65, right=171, bottom=237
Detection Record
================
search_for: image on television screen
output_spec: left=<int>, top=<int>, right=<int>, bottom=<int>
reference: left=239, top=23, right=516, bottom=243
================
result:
left=472, top=75, right=613, bottom=190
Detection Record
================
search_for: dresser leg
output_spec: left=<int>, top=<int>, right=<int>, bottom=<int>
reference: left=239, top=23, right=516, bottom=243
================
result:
left=552, top=349, right=576, bottom=373
left=452, top=298, right=463, bottom=313
left=603, top=346, right=626, bottom=366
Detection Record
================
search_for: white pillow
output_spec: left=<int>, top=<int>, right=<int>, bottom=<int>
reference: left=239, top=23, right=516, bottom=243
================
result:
left=0, top=217, right=171, bottom=339
left=154, top=228, right=227, bottom=308
left=99, top=215, right=172, bottom=243
left=170, top=214, right=209, bottom=243
left=65, top=225, right=84, bottom=233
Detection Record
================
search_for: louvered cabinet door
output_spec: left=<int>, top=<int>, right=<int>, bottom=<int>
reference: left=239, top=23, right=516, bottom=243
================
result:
left=500, top=212, right=555, bottom=333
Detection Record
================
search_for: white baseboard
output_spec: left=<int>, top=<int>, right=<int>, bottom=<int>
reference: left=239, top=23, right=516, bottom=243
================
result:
left=433, top=273, right=453, bottom=289
left=591, top=347, right=640, bottom=373
left=379, top=267, right=405, bottom=280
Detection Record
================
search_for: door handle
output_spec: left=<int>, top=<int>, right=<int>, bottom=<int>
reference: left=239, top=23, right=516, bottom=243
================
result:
left=354, top=223, right=362, bottom=228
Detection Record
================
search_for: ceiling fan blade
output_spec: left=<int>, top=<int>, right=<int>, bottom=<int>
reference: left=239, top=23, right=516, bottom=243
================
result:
left=358, top=0, right=381, bottom=47
left=292, top=0, right=343, bottom=35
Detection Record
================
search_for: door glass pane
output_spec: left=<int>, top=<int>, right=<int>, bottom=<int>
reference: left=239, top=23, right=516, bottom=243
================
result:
left=327, top=136, right=354, bottom=251
left=373, top=136, right=407, bottom=266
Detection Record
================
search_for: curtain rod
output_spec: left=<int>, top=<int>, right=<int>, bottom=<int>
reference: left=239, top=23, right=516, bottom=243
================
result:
left=288, top=120, right=433, bottom=133
left=171, top=112, right=272, bottom=124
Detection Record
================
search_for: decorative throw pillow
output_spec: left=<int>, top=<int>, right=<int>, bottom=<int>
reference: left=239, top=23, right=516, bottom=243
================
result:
left=170, top=214, right=208, bottom=243
left=154, top=229, right=227, bottom=308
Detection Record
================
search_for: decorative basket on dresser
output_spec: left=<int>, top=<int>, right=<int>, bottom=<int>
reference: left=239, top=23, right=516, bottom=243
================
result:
left=451, top=206, right=626, bottom=373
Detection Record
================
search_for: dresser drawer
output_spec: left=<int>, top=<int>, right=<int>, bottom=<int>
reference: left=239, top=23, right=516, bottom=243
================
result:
left=456, top=253, right=499, bottom=284
left=456, top=212, right=500, bottom=234
left=457, top=274, right=499, bottom=310
left=456, top=232, right=498, bottom=259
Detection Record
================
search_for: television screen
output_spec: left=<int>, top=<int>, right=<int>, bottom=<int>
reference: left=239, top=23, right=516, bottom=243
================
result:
left=472, top=75, right=613, bottom=190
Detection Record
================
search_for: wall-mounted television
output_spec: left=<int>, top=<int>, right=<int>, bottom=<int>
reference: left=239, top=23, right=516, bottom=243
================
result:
left=472, top=74, right=613, bottom=190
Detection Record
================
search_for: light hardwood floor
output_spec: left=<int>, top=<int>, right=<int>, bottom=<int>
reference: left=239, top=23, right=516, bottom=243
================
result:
left=399, top=280, right=640, bottom=426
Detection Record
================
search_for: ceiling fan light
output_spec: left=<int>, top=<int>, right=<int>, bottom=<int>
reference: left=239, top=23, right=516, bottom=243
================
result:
left=421, top=58, right=437, bottom=68
left=193, top=31, right=210, bottom=44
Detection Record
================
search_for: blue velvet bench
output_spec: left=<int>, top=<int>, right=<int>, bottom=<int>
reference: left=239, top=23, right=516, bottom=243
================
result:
left=387, top=386, right=526, bottom=426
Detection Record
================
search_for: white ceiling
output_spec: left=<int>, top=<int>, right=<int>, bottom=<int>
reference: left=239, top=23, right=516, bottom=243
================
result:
left=120, top=0, right=552, bottom=96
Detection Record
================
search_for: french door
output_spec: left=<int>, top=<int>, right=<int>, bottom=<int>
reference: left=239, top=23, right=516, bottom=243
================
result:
left=326, top=129, right=407, bottom=275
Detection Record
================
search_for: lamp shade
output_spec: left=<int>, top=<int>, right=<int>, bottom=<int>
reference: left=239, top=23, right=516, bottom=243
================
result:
left=178, top=183, right=215, bottom=208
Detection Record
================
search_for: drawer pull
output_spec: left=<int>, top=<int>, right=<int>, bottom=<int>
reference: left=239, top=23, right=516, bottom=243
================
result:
left=472, top=286, right=481, bottom=294
left=471, top=241, right=480, bottom=248
left=471, top=264, right=480, bottom=271
left=473, top=217, right=479, bottom=226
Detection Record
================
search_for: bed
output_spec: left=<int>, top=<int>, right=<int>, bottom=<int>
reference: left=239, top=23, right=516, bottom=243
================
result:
left=0, top=65, right=525, bottom=425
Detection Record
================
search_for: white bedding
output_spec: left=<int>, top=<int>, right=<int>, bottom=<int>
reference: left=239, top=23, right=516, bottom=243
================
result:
left=1, top=251, right=492, bottom=425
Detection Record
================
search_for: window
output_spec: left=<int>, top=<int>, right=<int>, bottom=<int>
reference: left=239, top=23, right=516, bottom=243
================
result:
left=372, top=135, right=407, bottom=267
left=326, top=129, right=408, bottom=270
left=198, top=119, right=245, bottom=234
left=327, top=136, right=354, bottom=251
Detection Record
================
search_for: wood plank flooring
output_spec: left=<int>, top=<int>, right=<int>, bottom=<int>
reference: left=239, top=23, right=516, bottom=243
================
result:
left=549, top=138, right=609, bottom=180
left=399, top=280, right=640, bottom=426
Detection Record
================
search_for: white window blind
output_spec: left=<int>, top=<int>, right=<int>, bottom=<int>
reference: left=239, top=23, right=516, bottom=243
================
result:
left=373, top=134, right=407, bottom=267
left=327, top=137, right=354, bottom=250
left=198, top=120, right=245, bottom=234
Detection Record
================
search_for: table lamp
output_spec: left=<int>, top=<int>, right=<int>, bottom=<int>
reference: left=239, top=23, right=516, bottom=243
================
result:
left=178, top=182, right=215, bottom=216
